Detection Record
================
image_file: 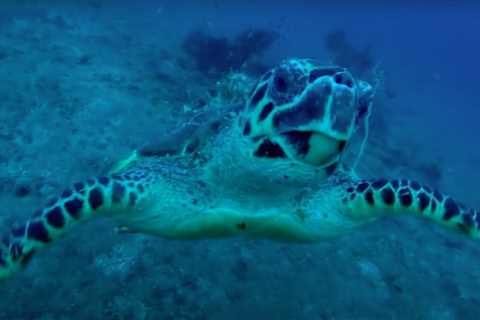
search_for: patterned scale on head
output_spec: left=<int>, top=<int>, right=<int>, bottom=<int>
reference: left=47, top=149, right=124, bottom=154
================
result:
left=241, top=58, right=374, bottom=174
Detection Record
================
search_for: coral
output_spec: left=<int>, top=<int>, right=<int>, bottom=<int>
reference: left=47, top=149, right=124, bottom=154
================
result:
left=230, top=29, right=278, bottom=71
left=324, top=30, right=374, bottom=78
left=181, top=28, right=278, bottom=77
left=182, top=30, right=231, bottom=75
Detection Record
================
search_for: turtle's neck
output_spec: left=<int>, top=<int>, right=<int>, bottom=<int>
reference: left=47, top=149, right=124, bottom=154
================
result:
left=201, top=121, right=328, bottom=200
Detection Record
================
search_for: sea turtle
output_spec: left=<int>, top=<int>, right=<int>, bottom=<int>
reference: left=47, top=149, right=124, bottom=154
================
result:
left=0, top=58, right=477, bottom=280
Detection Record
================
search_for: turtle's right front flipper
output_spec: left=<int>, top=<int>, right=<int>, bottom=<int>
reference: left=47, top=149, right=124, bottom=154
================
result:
left=0, top=170, right=152, bottom=280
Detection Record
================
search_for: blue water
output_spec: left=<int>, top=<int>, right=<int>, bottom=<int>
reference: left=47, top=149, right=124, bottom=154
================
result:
left=0, top=1, right=479, bottom=319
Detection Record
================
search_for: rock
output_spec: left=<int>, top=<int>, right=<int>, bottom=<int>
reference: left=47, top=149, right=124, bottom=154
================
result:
left=14, top=184, right=30, bottom=198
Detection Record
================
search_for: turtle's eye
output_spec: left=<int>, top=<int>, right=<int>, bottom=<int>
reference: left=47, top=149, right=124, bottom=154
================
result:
left=267, top=64, right=309, bottom=106
left=333, top=71, right=354, bottom=88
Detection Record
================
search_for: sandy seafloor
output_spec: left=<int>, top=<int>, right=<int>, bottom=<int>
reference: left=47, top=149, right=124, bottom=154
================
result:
left=1, top=1, right=480, bottom=319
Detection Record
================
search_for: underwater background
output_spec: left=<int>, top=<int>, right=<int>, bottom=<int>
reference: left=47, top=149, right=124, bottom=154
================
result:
left=0, top=1, right=479, bottom=319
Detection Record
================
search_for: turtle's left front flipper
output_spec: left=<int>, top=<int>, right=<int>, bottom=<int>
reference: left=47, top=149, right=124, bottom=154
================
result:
left=337, top=178, right=479, bottom=238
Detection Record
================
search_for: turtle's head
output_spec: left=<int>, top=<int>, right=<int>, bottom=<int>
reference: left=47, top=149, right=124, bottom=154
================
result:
left=241, top=58, right=374, bottom=170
